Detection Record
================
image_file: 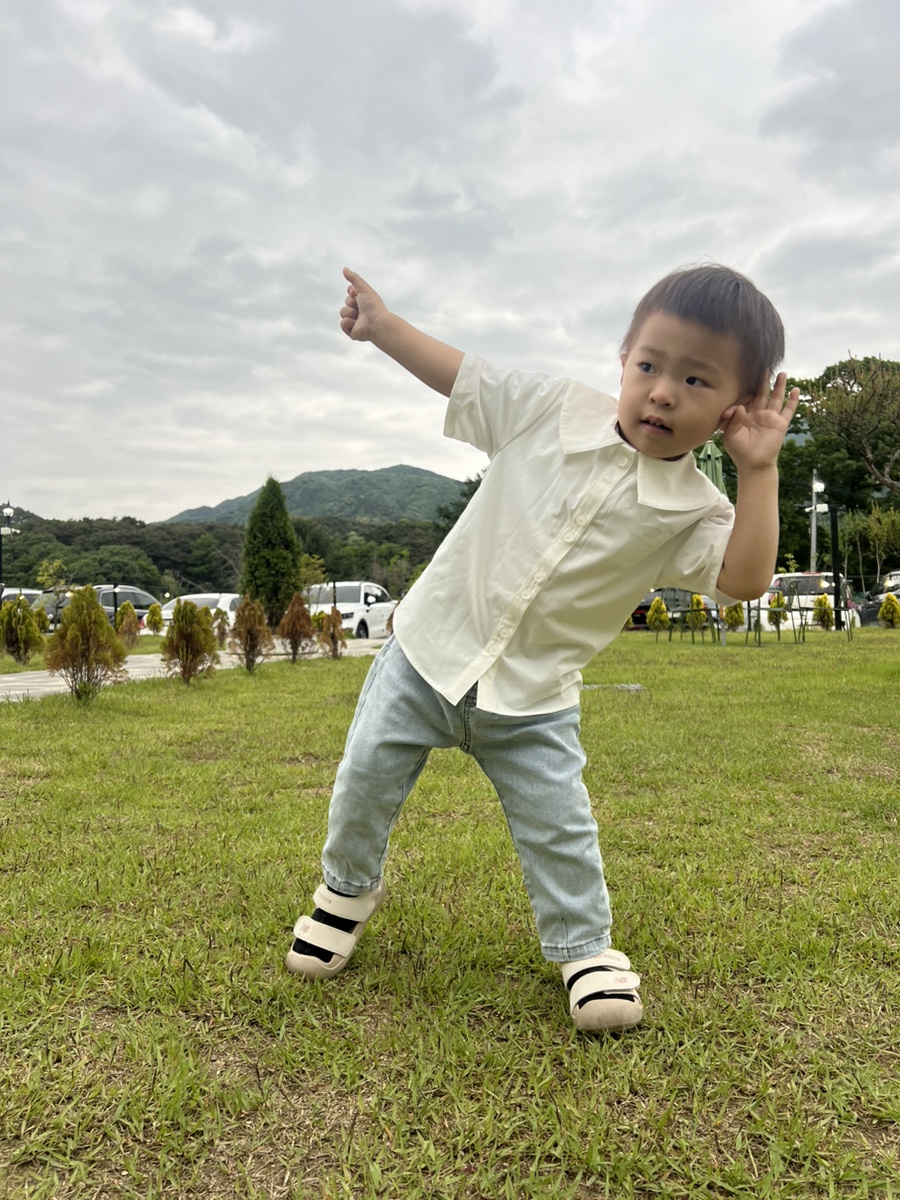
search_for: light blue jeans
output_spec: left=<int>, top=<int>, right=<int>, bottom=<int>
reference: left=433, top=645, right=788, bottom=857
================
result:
left=321, top=636, right=613, bottom=962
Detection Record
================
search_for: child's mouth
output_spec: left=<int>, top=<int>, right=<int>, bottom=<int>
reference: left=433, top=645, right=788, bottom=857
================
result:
left=641, top=417, right=672, bottom=434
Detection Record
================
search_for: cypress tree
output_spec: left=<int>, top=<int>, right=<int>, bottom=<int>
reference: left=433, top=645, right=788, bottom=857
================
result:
left=241, top=477, right=299, bottom=628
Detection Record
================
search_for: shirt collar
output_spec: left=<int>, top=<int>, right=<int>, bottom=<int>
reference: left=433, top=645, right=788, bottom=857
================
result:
left=558, top=378, right=726, bottom=512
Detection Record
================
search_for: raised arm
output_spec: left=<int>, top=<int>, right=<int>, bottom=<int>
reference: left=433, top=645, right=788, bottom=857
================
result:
left=716, top=372, right=800, bottom=600
left=340, top=267, right=464, bottom=398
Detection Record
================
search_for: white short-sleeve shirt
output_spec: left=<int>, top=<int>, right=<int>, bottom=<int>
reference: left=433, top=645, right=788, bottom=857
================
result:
left=392, top=355, right=738, bottom=716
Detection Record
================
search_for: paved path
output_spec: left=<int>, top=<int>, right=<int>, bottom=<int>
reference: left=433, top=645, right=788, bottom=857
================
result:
left=0, top=639, right=384, bottom=703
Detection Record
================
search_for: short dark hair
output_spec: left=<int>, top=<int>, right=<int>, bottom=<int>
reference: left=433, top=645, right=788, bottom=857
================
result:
left=620, top=264, right=785, bottom=396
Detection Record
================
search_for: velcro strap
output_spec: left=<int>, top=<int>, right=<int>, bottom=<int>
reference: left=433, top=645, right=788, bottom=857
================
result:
left=312, top=883, right=382, bottom=922
left=568, top=968, right=641, bottom=1013
left=292, top=915, right=357, bottom=958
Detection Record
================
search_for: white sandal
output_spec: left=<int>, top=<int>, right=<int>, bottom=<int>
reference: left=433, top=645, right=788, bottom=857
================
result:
left=285, top=881, right=386, bottom=979
left=561, top=949, right=643, bottom=1032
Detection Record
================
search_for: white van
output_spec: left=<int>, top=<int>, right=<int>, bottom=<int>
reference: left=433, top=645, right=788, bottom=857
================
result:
left=307, top=581, right=397, bottom=639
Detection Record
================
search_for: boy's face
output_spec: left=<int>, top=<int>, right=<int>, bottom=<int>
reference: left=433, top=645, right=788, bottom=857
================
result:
left=617, top=311, right=751, bottom=459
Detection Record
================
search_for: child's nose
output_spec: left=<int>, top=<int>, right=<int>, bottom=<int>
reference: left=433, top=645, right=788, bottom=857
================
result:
left=649, top=377, right=676, bottom=405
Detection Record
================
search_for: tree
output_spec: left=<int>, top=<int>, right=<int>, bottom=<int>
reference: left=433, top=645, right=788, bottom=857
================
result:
left=278, top=592, right=316, bottom=663
left=114, top=600, right=141, bottom=647
left=144, top=603, right=164, bottom=635
left=228, top=598, right=274, bottom=672
left=878, top=592, right=900, bottom=628
left=803, top=358, right=900, bottom=496
left=645, top=596, right=669, bottom=641
left=161, top=600, right=219, bottom=683
left=241, top=477, right=299, bottom=628
left=44, top=585, right=127, bottom=701
left=0, top=596, right=43, bottom=664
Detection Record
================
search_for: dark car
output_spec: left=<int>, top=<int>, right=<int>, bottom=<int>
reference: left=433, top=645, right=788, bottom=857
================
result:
left=630, top=587, right=718, bottom=628
left=32, top=584, right=161, bottom=629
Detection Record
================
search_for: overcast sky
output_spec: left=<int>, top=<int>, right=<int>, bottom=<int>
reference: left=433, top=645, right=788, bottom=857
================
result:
left=2, top=0, right=899, bottom=523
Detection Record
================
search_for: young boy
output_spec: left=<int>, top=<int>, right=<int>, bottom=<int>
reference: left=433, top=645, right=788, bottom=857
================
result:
left=286, top=264, right=798, bottom=1033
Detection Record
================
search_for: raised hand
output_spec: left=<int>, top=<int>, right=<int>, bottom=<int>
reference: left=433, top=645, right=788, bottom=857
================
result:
left=720, top=372, right=800, bottom=472
left=340, top=267, right=388, bottom=342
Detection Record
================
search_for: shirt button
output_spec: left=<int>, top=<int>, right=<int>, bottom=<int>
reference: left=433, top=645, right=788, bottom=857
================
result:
left=522, top=587, right=536, bottom=600
left=604, top=471, right=616, bottom=483
left=564, top=530, right=577, bottom=543
left=535, top=570, right=546, bottom=582
left=617, top=456, right=629, bottom=467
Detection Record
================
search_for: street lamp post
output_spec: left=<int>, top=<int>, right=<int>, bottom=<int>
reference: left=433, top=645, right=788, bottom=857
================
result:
left=0, top=501, right=21, bottom=592
left=806, top=472, right=827, bottom=572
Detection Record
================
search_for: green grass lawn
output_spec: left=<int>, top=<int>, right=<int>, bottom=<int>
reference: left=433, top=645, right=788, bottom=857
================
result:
left=1, top=631, right=897, bottom=1199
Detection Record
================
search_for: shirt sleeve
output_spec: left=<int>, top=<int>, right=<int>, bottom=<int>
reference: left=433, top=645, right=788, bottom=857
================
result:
left=443, top=354, right=566, bottom=458
left=655, top=499, right=741, bottom=604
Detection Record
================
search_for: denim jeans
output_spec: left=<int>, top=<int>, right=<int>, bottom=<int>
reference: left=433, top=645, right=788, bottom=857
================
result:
left=321, top=636, right=613, bottom=962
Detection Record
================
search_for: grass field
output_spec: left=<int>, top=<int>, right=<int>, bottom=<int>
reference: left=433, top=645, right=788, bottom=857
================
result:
left=1, top=630, right=897, bottom=1198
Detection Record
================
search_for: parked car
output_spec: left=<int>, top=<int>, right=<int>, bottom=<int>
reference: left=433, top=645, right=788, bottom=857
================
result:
left=1, top=587, right=42, bottom=605
left=31, top=584, right=162, bottom=629
left=766, top=572, right=854, bottom=616
left=858, top=571, right=900, bottom=625
left=630, top=587, right=718, bottom=628
left=307, top=581, right=397, bottom=639
left=158, top=592, right=243, bottom=629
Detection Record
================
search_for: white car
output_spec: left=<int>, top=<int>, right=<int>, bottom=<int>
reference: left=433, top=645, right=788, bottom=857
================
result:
left=159, top=592, right=243, bottom=628
left=307, top=581, right=397, bottom=639
left=766, top=572, right=855, bottom=613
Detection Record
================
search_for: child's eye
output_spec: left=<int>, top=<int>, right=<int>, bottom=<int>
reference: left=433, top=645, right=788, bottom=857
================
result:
left=637, top=362, right=654, bottom=374
left=685, top=375, right=707, bottom=387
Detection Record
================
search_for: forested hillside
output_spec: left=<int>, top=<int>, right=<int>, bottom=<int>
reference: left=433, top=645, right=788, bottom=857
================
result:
left=168, top=464, right=463, bottom=525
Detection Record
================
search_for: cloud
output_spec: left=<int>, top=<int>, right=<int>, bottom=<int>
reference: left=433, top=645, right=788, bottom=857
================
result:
left=1, top=0, right=898, bottom=523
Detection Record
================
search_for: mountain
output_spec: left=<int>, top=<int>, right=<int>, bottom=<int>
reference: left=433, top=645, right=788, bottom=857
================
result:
left=165, top=464, right=466, bottom=525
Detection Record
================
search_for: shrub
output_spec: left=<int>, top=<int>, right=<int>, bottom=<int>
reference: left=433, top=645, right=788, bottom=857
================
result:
left=723, top=602, right=745, bottom=632
left=812, top=593, right=835, bottom=630
left=161, top=600, right=219, bottom=684
left=878, top=591, right=900, bottom=628
left=684, top=594, right=708, bottom=631
left=228, top=598, right=275, bottom=672
left=317, top=606, right=345, bottom=659
left=212, top=608, right=230, bottom=649
left=32, top=605, right=50, bottom=634
left=44, top=585, right=127, bottom=702
left=144, top=603, right=164, bottom=635
left=114, top=600, right=140, bottom=647
left=646, top=596, right=669, bottom=640
left=0, top=596, right=44, bottom=665
left=278, top=592, right=316, bottom=663
left=767, top=590, right=788, bottom=631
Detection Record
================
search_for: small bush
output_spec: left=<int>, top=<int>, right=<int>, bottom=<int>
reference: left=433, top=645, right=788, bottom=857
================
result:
left=767, top=590, right=788, bottom=630
left=114, top=600, right=140, bottom=647
left=684, top=594, right=708, bottom=631
left=812, top=593, right=835, bottom=630
left=317, top=606, right=345, bottom=659
left=161, top=600, right=219, bottom=684
left=278, top=592, right=316, bottom=663
left=144, top=603, right=164, bottom=635
left=878, top=591, right=900, bottom=628
left=212, top=608, right=230, bottom=649
left=44, top=585, right=127, bottom=702
left=228, top=598, right=275, bottom=672
left=646, top=596, right=669, bottom=640
left=0, top=597, right=44, bottom=665
left=32, top=605, right=50, bottom=634
left=723, top=602, right=745, bottom=632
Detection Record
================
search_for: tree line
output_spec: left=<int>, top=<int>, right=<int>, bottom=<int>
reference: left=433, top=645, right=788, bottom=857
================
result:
left=0, top=501, right=456, bottom=602
left=4, top=355, right=898, bottom=602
